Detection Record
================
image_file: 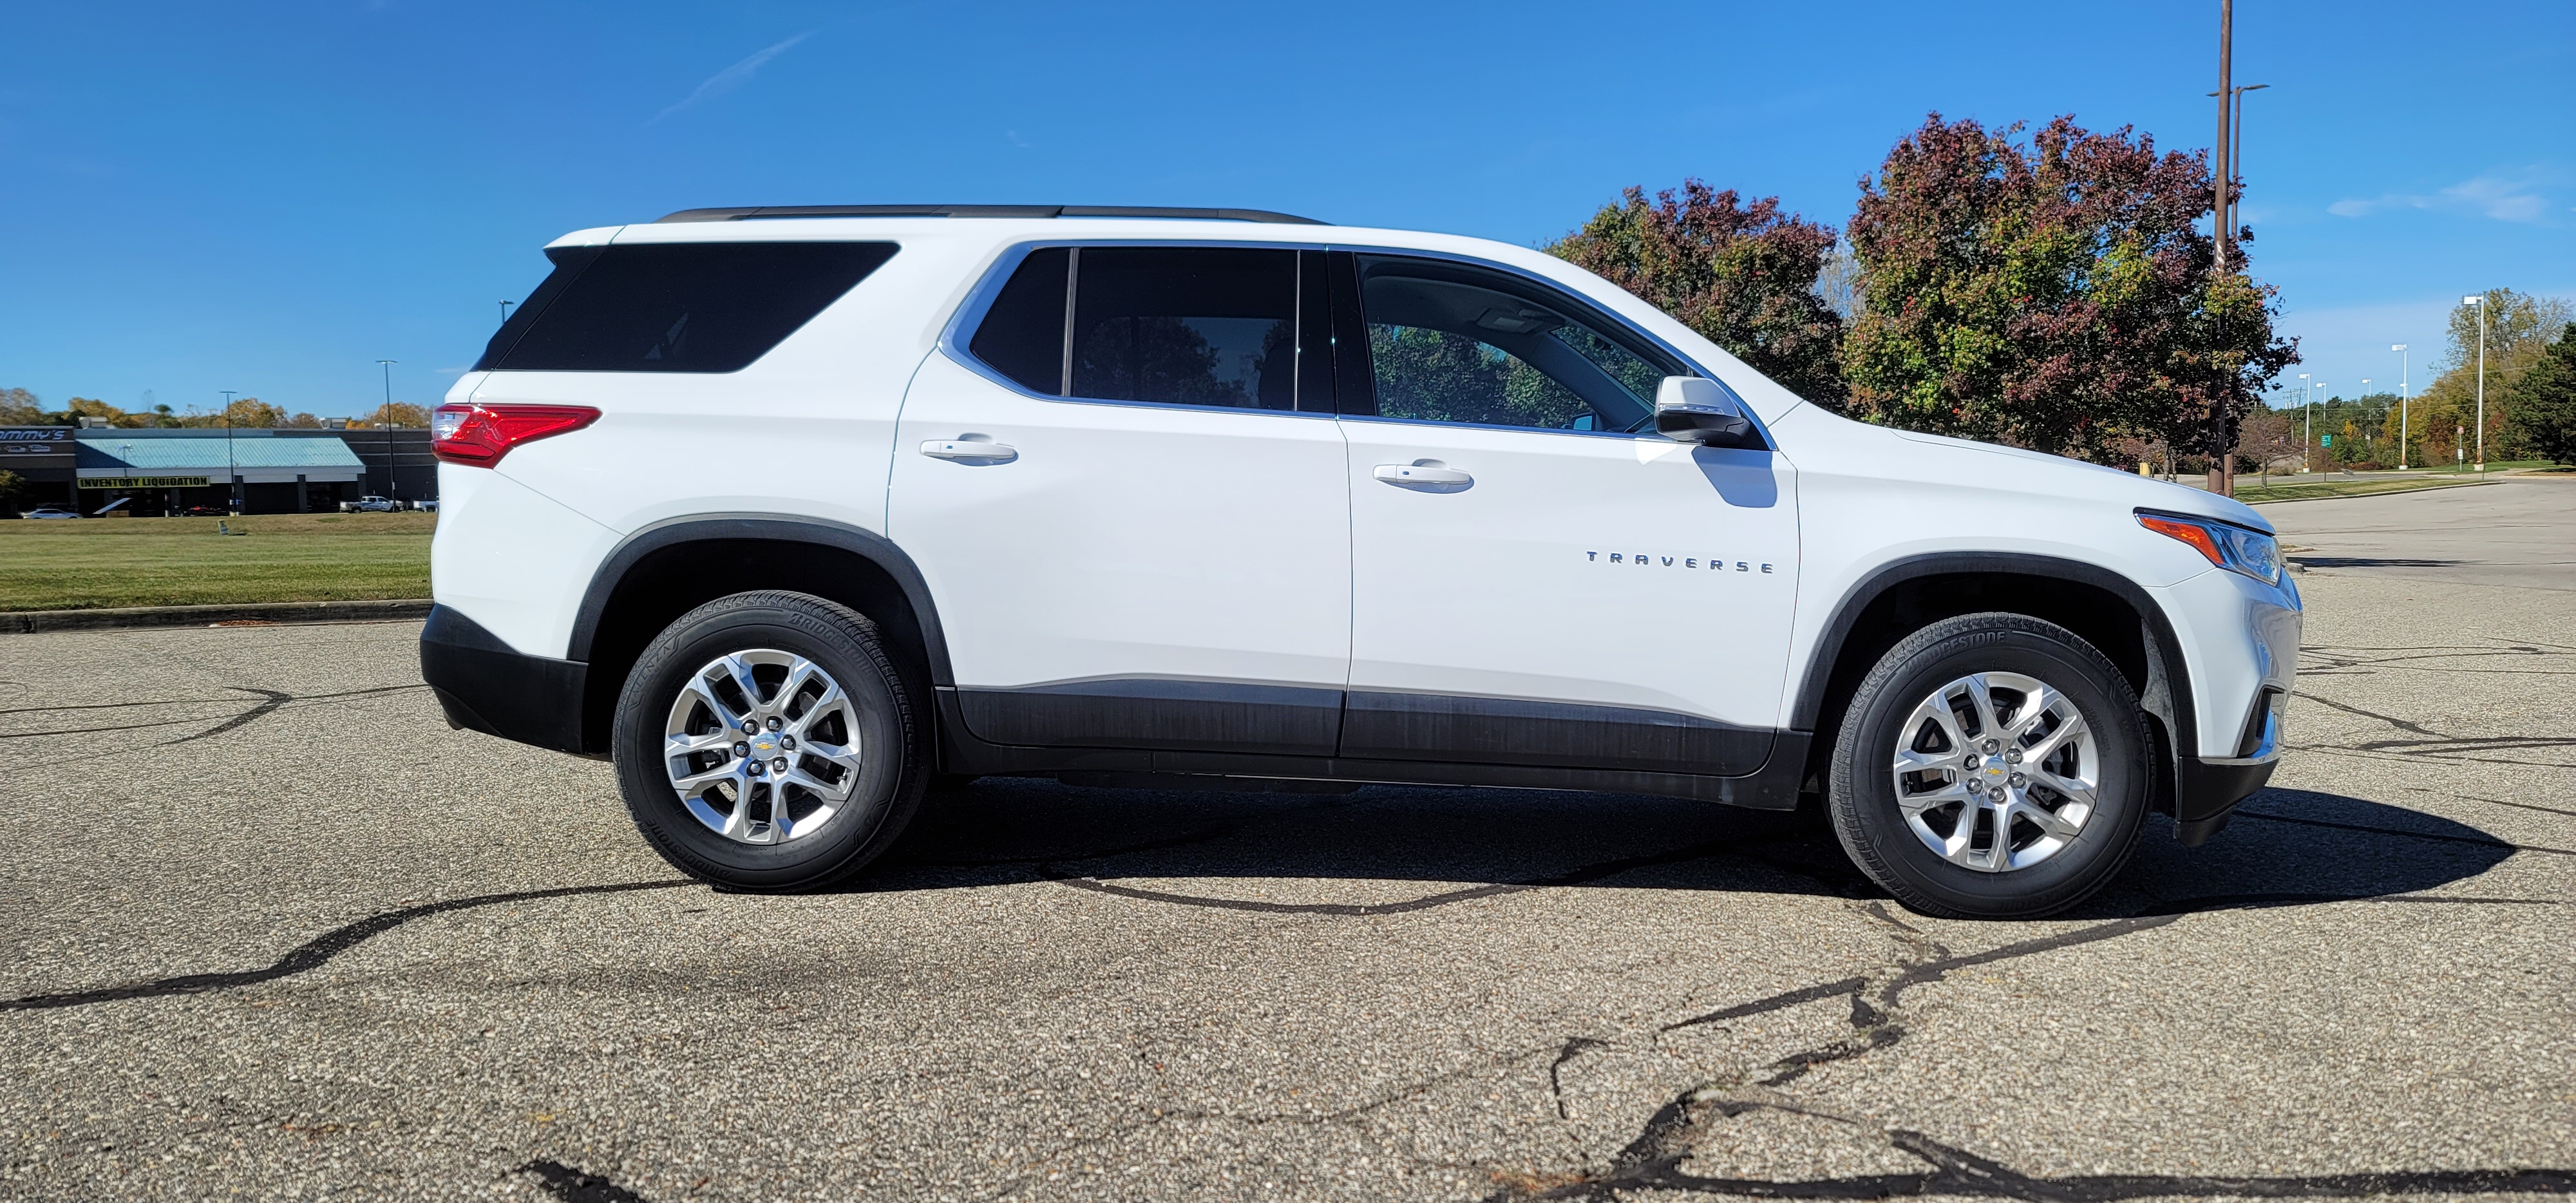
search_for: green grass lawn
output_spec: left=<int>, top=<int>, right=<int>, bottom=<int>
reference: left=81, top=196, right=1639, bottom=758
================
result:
left=0, top=511, right=435, bottom=611
left=2230, top=476, right=2496, bottom=504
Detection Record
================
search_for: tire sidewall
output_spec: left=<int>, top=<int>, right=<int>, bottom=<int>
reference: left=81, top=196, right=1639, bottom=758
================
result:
left=1833, top=621, right=2146, bottom=917
left=612, top=596, right=915, bottom=890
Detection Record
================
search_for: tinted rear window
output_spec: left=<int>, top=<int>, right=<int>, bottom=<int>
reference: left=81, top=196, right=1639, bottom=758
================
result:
left=478, top=241, right=897, bottom=373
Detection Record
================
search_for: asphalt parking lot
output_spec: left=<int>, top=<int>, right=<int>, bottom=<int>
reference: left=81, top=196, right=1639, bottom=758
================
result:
left=4, top=480, right=2571, bottom=1202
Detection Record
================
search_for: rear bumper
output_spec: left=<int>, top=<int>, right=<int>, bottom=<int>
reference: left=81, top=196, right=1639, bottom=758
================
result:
left=419, top=604, right=591, bottom=755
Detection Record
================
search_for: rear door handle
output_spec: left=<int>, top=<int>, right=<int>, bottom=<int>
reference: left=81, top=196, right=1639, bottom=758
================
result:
left=1374, top=463, right=1472, bottom=489
left=921, top=439, right=1018, bottom=463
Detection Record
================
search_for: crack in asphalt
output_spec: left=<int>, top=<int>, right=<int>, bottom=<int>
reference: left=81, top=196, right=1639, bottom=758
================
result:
left=1042, top=838, right=1747, bottom=916
left=0, top=683, right=428, bottom=743
left=1511, top=1115, right=2576, bottom=1200
left=2230, top=809, right=2575, bottom=855
left=2, top=880, right=694, bottom=1012
left=1509, top=889, right=2566, bottom=1201
left=518, top=1159, right=653, bottom=1202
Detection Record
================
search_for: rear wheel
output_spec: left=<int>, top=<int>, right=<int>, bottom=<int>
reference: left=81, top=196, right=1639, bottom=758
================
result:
left=612, top=591, right=925, bottom=892
left=1826, top=612, right=2147, bottom=918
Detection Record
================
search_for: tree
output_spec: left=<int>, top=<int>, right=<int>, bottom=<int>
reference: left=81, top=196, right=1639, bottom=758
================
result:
left=0, top=468, right=21, bottom=507
left=1548, top=180, right=1846, bottom=404
left=0, top=388, right=41, bottom=425
left=178, top=398, right=290, bottom=428
left=2505, top=323, right=2576, bottom=464
left=1840, top=113, right=2298, bottom=463
left=2422, top=290, right=2574, bottom=459
left=2234, top=407, right=2297, bottom=484
left=348, top=403, right=431, bottom=428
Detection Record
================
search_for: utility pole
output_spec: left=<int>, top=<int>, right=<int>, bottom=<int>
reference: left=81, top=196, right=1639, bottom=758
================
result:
left=2207, top=0, right=2234, bottom=497
left=2463, top=295, right=2487, bottom=472
left=2392, top=345, right=2409, bottom=469
left=377, top=360, right=398, bottom=502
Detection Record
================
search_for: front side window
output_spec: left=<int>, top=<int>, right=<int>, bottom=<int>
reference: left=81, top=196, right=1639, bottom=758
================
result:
left=1352, top=254, right=1679, bottom=433
left=480, top=242, right=897, bottom=373
left=964, top=245, right=1327, bottom=411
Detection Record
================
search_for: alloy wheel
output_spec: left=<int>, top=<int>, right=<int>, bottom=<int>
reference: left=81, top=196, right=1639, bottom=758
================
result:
left=1888, top=670, right=2098, bottom=872
left=661, top=649, right=864, bottom=844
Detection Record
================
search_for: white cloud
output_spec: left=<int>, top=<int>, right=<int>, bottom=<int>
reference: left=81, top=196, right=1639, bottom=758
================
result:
left=2329, top=167, right=2559, bottom=223
left=650, top=32, right=815, bottom=124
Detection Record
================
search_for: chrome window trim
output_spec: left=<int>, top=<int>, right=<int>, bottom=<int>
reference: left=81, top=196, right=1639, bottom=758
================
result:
left=933, top=238, right=1772, bottom=451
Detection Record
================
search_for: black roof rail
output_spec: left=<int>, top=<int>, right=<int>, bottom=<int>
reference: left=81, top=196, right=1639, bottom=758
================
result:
left=654, top=204, right=1326, bottom=225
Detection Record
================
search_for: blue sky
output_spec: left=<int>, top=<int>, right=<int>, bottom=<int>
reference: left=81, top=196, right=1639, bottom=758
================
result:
left=3, top=0, right=2568, bottom=418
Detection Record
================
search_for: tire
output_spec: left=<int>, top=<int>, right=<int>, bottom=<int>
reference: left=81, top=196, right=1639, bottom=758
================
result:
left=612, top=591, right=927, bottom=893
left=1826, top=612, right=2147, bottom=919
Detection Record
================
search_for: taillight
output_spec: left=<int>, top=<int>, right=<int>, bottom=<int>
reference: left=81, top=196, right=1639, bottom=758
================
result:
left=430, top=403, right=600, bottom=466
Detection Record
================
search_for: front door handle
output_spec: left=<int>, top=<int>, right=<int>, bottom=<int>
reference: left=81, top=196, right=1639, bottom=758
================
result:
left=1374, top=462, right=1472, bottom=489
left=922, top=439, right=1018, bottom=463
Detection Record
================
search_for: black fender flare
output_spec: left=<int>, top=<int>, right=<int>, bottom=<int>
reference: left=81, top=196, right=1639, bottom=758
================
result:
left=567, top=513, right=956, bottom=686
left=1786, top=551, right=2199, bottom=773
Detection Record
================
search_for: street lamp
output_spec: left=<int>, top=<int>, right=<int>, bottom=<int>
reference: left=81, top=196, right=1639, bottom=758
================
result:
left=2392, top=345, right=2410, bottom=469
left=2308, top=374, right=2329, bottom=474
left=220, top=389, right=239, bottom=514
left=377, top=359, right=398, bottom=502
left=2461, top=295, right=2486, bottom=472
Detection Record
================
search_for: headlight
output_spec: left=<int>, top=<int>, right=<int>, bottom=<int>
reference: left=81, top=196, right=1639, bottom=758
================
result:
left=2137, top=511, right=2283, bottom=586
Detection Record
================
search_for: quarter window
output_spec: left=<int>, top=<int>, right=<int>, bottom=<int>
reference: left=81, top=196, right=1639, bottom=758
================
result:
left=1352, top=255, right=1680, bottom=432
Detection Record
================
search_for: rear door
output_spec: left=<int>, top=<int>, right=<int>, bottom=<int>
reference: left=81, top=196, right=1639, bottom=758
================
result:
left=1330, top=251, right=1801, bottom=777
left=889, top=245, right=1351, bottom=755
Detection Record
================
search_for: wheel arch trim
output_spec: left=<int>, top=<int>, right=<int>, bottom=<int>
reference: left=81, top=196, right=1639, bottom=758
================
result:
left=1787, top=551, right=2197, bottom=755
left=567, top=513, right=954, bottom=686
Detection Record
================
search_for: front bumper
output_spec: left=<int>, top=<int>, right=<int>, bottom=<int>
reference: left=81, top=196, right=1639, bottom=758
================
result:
left=2172, top=686, right=2286, bottom=845
left=419, top=605, right=591, bottom=755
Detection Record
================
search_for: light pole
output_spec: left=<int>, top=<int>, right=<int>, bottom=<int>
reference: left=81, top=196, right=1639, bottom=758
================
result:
left=2392, top=344, right=2410, bottom=469
left=377, top=360, right=398, bottom=502
left=220, top=389, right=239, bottom=513
left=2462, top=295, right=2486, bottom=472
left=499, top=299, right=515, bottom=323
left=2307, top=378, right=2325, bottom=475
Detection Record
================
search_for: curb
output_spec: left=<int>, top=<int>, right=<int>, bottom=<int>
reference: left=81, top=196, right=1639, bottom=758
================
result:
left=2240, top=478, right=2496, bottom=506
left=1, top=599, right=433, bottom=634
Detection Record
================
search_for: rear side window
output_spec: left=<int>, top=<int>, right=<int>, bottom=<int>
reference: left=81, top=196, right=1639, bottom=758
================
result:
left=967, top=247, right=1070, bottom=394
left=478, top=242, right=897, bottom=373
left=963, top=245, right=1325, bottom=411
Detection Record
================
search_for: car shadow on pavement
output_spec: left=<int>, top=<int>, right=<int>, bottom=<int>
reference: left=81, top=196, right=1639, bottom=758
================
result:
left=869, top=779, right=2528, bottom=917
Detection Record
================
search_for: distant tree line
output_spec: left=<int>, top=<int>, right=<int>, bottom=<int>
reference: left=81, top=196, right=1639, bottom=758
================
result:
left=0, top=390, right=429, bottom=430
left=1547, top=112, right=2575, bottom=472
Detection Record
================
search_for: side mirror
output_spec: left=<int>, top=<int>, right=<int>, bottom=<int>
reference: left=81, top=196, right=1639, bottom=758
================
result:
left=1653, top=376, right=1754, bottom=446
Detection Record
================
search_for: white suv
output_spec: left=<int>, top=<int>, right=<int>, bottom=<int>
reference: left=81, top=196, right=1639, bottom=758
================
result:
left=419, top=204, right=2298, bottom=917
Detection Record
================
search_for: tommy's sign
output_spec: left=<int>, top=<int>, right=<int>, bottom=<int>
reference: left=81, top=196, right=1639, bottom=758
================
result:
left=0, top=427, right=74, bottom=464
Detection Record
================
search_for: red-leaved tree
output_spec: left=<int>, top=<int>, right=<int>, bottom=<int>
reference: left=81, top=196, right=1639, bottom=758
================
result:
left=1549, top=181, right=1846, bottom=405
left=1841, top=114, right=2297, bottom=462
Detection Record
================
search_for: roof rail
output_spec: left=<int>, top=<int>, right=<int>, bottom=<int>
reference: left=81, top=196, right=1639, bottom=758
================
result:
left=654, top=204, right=1325, bottom=225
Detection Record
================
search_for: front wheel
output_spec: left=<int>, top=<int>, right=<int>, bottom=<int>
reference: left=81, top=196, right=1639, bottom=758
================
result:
left=1826, top=612, right=2148, bottom=918
left=612, top=591, right=926, bottom=892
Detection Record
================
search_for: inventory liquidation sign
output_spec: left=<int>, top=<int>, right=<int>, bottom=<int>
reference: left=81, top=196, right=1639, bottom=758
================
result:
left=0, top=428, right=75, bottom=465
left=78, top=476, right=211, bottom=489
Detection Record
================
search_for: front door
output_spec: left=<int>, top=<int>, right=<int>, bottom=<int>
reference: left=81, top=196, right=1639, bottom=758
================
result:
left=1332, top=251, right=1801, bottom=777
left=889, top=245, right=1350, bottom=755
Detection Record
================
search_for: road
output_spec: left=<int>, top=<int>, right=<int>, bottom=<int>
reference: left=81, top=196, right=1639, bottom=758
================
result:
left=3, top=483, right=2571, bottom=1202
left=2264, top=475, right=2576, bottom=591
